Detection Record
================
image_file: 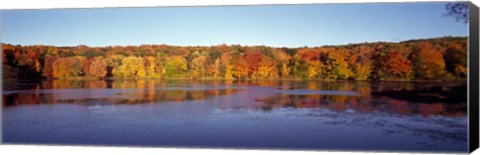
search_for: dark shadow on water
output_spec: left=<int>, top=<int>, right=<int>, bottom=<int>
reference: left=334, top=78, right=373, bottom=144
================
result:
left=371, top=85, right=467, bottom=104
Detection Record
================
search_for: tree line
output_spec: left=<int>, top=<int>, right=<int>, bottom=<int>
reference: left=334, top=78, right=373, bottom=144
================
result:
left=2, top=36, right=467, bottom=81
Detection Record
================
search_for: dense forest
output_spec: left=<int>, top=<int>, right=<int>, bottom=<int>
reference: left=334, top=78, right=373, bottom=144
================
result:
left=1, top=36, right=467, bottom=81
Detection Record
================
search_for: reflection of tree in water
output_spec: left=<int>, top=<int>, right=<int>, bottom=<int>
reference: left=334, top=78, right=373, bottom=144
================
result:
left=257, top=81, right=466, bottom=117
left=85, top=80, right=107, bottom=89
left=260, top=93, right=465, bottom=117
left=3, top=80, right=467, bottom=117
left=386, top=98, right=411, bottom=115
left=3, top=80, right=241, bottom=107
left=418, top=103, right=444, bottom=117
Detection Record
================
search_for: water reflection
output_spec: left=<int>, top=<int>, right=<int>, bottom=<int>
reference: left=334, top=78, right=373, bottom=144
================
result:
left=256, top=81, right=466, bottom=117
left=257, top=95, right=465, bottom=117
left=2, top=80, right=468, bottom=151
left=2, top=80, right=467, bottom=118
left=3, top=80, right=241, bottom=107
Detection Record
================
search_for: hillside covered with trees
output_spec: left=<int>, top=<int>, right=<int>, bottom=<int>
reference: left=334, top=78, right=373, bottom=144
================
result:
left=1, top=37, right=467, bottom=81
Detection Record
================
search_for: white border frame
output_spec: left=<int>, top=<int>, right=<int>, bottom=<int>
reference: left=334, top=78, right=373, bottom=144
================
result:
left=0, top=0, right=478, bottom=155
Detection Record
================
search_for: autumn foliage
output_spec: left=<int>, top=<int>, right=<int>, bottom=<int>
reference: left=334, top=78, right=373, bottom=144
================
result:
left=1, top=37, right=467, bottom=81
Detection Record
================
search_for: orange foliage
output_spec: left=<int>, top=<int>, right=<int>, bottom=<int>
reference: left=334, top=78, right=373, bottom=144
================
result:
left=413, top=42, right=446, bottom=80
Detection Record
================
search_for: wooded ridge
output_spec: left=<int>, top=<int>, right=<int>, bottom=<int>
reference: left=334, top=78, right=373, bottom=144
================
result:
left=1, top=36, right=467, bottom=81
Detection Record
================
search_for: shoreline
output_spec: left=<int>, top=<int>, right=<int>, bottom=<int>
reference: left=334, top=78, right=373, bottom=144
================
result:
left=5, top=77, right=468, bottom=84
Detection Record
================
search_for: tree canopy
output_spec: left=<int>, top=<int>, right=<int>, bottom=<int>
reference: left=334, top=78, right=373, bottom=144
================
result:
left=2, top=37, right=467, bottom=81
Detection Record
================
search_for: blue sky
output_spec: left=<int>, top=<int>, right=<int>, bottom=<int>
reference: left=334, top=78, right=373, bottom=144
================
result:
left=1, top=2, right=468, bottom=47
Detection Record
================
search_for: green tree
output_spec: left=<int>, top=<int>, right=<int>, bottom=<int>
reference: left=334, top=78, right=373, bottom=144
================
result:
left=105, top=54, right=125, bottom=77
left=165, top=55, right=187, bottom=78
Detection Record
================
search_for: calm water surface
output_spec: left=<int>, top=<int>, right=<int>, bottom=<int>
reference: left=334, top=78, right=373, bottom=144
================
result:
left=2, top=80, right=468, bottom=152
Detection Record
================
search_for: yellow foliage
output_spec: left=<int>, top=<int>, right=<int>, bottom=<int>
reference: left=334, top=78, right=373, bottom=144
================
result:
left=224, top=64, right=234, bottom=79
left=120, top=56, right=145, bottom=77
left=34, top=59, right=41, bottom=72
left=190, top=55, right=207, bottom=79
left=281, top=63, right=290, bottom=78
left=145, top=56, right=159, bottom=78
left=307, top=61, right=322, bottom=79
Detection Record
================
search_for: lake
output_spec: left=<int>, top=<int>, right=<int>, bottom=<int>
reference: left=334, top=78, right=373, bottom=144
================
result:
left=2, top=80, right=468, bottom=152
